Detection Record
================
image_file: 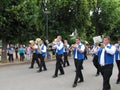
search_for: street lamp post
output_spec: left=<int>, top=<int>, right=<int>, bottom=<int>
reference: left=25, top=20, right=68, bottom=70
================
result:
left=43, top=0, right=50, bottom=43
left=46, top=14, right=48, bottom=42
left=44, top=10, right=50, bottom=43
left=43, top=0, right=51, bottom=60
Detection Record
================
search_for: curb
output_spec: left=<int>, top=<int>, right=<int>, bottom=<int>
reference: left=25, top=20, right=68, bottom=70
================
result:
left=0, top=57, right=73, bottom=67
left=0, top=58, right=56, bottom=67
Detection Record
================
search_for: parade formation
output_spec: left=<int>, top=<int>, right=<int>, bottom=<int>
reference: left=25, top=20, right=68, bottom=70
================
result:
left=17, top=35, right=120, bottom=90
left=1, top=0, right=120, bottom=90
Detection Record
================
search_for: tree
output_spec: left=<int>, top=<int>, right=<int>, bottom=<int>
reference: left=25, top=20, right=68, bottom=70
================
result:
left=0, top=0, right=24, bottom=61
left=91, top=0, right=120, bottom=42
left=0, top=0, right=44, bottom=61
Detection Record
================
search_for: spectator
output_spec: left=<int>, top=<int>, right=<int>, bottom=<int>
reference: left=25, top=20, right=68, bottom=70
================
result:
left=25, top=44, right=31, bottom=61
left=8, top=45, right=14, bottom=62
left=18, top=45, right=25, bottom=61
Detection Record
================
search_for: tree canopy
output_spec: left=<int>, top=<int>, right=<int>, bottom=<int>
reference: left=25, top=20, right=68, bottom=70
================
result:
left=0, top=0, right=120, bottom=60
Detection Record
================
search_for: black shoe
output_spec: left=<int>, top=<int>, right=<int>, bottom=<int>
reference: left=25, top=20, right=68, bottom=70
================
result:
left=29, top=67, right=33, bottom=69
left=67, top=64, right=70, bottom=66
left=72, top=83, right=77, bottom=88
left=52, top=75, right=58, bottom=78
left=81, top=67, right=84, bottom=70
left=78, top=80, right=84, bottom=83
left=102, top=88, right=111, bottom=90
left=37, top=70, right=42, bottom=72
left=59, top=73, right=64, bottom=75
left=44, top=69, right=47, bottom=71
left=63, top=65, right=66, bottom=67
left=95, top=73, right=99, bottom=76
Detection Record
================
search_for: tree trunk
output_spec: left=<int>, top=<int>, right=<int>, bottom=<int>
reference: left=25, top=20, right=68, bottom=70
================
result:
left=1, top=37, right=7, bottom=62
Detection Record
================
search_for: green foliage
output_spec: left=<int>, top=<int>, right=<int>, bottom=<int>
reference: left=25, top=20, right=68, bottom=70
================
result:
left=91, top=0, right=120, bottom=42
left=0, top=0, right=120, bottom=44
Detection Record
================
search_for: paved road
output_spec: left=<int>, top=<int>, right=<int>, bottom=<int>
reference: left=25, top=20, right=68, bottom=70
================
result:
left=0, top=56, right=120, bottom=90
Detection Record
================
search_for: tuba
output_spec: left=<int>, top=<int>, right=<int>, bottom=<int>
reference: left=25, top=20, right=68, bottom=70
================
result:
left=52, top=38, right=58, bottom=45
left=36, top=38, right=41, bottom=45
left=29, top=40, right=34, bottom=47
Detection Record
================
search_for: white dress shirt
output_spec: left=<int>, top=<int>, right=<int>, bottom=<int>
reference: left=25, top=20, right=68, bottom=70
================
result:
left=39, top=44, right=46, bottom=53
left=75, top=43, right=85, bottom=59
left=32, top=44, right=38, bottom=53
left=100, top=44, right=116, bottom=66
left=117, top=45, right=120, bottom=60
left=55, top=41, right=63, bottom=53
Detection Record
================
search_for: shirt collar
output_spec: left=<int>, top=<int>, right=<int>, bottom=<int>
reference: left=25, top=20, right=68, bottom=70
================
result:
left=106, top=43, right=110, bottom=47
left=79, top=43, right=82, bottom=46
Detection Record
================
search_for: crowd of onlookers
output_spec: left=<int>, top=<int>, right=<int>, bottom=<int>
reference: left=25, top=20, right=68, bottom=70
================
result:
left=7, top=44, right=31, bottom=62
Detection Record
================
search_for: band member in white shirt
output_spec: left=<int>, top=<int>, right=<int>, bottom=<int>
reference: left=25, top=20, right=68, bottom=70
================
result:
left=29, top=41, right=40, bottom=69
left=53, top=36, right=64, bottom=78
left=37, top=40, right=47, bottom=72
left=63, top=40, right=70, bottom=67
left=115, top=38, right=120, bottom=84
left=98, top=36, right=116, bottom=90
left=72, top=37, right=85, bottom=87
left=91, top=43, right=101, bottom=76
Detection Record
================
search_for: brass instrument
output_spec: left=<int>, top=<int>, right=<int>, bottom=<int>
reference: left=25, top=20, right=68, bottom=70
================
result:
left=100, top=43, right=105, bottom=48
left=36, top=38, right=41, bottom=45
left=29, top=40, right=34, bottom=46
left=52, top=38, right=58, bottom=45
left=69, top=44, right=75, bottom=50
left=64, top=44, right=67, bottom=48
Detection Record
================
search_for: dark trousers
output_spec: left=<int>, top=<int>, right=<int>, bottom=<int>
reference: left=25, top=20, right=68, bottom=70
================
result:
left=116, top=60, right=120, bottom=82
left=30, top=53, right=40, bottom=68
left=74, top=60, right=84, bottom=84
left=101, top=64, right=113, bottom=90
left=54, top=54, right=64, bottom=76
left=84, top=52, right=88, bottom=60
left=63, top=52, right=70, bottom=67
left=8, top=54, right=14, bottom=62
left=93, top=55, right=101, bottom=74
left=74, top=59, right=83, bottom=70
left=20, top=53, right=24, bottom=61
left=74, top=59, right=77, bottom=70
left=38, top=54, right=47, bottom=71
left=15, top=51, right=18, bottom=59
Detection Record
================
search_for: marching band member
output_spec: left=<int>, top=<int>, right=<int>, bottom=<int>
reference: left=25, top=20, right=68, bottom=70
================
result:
left=29, top=40, right=40, bottom=69
left=63, top=40, right=70, bottom=67
left=115, top=38, right=120, bottom=84
left=53, top=36, right=64, bottom=78
left=37, top=40, right=47, bottom=72
left=98, top=36, right=116, bottom=90
left=72, top=37, right=85, bottom=87
left=91, top=43, right=101, bottom=76
left=52, top=38, right=57, bottom=55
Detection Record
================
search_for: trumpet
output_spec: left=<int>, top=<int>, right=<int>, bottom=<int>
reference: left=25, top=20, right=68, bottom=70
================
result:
left=70, top=44, right=79, bottom=49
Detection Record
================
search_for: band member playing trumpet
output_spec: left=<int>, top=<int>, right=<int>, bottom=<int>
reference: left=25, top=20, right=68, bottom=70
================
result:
left=53, top=36, right=64, bottom=78
left=37, top=40, right=47, bottom=72
left=72, top=37, right=85, bottom=88
left=98, top=36, right=116, bottom=90
left=115, top=38, right=120, bottom=84
left=91, top=43, right=101, bottom=76
left=52, top=38, right=58, bottom=55
left=63, top=40, right=70, bottom=67
left=29, top=40, right=40, bottom=69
